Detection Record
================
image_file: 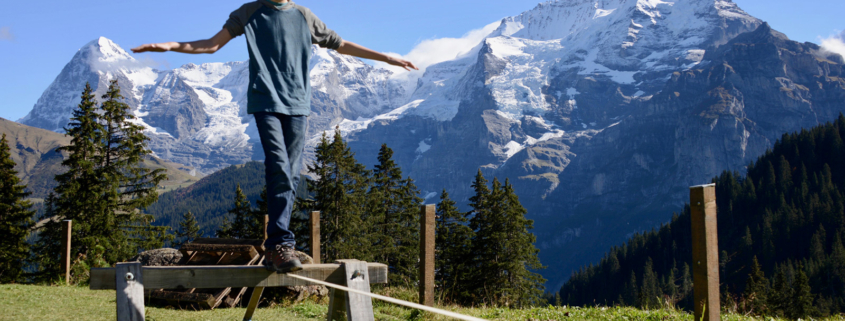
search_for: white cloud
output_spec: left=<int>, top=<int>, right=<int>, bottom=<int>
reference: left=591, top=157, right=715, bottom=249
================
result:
left=374, top=21, right=501, bottom=78
left=0, top=26, right=14, bottom=41
left=819, top=30, right=845, bottom=60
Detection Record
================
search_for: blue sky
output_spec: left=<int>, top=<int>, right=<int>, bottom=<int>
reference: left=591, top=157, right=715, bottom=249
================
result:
left=0, top=0, right=843, bottom=121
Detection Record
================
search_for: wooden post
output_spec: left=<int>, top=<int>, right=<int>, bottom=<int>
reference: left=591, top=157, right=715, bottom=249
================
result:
left=328, top=260, right=375, bottom=321
left=310, top=211, right=321, bottom=264
left=115, top=262, right=145, bottom=321
left=690, top=184, right=720, bottom=321
left=419, top=204, right=435, bottom=307
left=61, top=220, right=72, bottom=285
left=263, top=214, right=269, bottom=242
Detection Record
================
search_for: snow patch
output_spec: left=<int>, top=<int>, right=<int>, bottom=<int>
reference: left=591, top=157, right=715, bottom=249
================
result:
left=594, top=8, right=616, bottom=19
left=503, top=141, right=525, bottom=159
left=423, top=192, right=438, bottom=201
left=416, top=140, right=431, bottom=154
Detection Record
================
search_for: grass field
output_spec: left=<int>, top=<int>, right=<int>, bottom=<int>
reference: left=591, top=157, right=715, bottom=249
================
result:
left=2, top=284, right=843, bottom=320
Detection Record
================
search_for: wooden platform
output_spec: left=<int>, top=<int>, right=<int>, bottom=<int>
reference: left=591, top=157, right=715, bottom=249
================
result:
left=90, top=263, right=388, bottom=290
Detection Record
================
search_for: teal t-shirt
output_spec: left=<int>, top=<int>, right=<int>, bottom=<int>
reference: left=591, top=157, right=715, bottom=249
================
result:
left=223, top=0, right=343, bottom=115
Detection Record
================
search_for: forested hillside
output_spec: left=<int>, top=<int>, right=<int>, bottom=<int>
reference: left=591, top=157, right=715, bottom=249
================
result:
left=144, top=162, right=266, bottom=235
left=560, top=115, right=845, bottom=318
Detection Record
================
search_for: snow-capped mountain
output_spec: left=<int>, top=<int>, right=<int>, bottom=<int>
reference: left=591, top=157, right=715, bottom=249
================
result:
left=19, top=0, right=845, bottom=289
left=19, top=37, right=406, bottom=172
left=341, top=0, right=843, bottom=289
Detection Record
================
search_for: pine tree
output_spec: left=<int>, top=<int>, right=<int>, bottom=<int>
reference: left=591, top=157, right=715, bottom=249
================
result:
left=307, top=129, right=371, bottom=262
left=467, top=174, right=545, bottom=307
left=217, top=184, right=261, bottom=239
left=624, top=270, right=639, bottom=306
left=743, top=256, right=768, bottom=315
left=680, top=263, right=693, bottom=300
left=467, top=170, right=494, bottom=304
left=367, top=144, right=421, bottom=286
left=663, top=267, right=678, bottom=304
left=639, top=258, right=662, bottom=309
left=35, top=81, right=169, bottom=282
left=0, top=134, right=35, bottom=283
left=789, top=265, right=816, bottom=319
left=434, top=189, right=474, bottom=304
left=770, top=267, right=790, bottom=316
left=498, top=178, right=546, bottom=307
left=174, top=211, right=202, bottom=248
left=97, top=79, right=169, bottom=255
left=34, top=83, right=106, bottom=281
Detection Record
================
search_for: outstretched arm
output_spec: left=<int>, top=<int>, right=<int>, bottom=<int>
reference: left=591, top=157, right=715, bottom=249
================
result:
left=131, top=29, right=233, bottom=54
left=336, top=41, right=418, bottom=71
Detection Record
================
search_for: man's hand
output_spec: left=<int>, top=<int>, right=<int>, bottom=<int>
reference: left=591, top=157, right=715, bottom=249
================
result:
left=336, top=41, right=419, bottom=71
left=131, top=42, right=177, bottom=53
left=385, top=55, right=419, bottom=71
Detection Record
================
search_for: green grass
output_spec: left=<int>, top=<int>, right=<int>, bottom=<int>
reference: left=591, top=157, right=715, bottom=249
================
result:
left=3, top=284, right=844, bottom=321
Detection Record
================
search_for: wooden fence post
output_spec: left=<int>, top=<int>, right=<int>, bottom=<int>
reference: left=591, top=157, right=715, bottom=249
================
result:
left=263, top=214, right=269, bottom=241
left=61, top=220, right=72, bottom=285
left=419, top=204, right=435, bottom=307
left=115, top=262, right=144, bottom=321
left=690, top=184, right=720, bottom=321
left=310, top=211, right=321, bottom=264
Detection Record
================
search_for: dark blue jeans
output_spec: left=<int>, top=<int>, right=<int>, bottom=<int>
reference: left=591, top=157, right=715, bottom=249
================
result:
left=254, top=112, right=307, bottom=249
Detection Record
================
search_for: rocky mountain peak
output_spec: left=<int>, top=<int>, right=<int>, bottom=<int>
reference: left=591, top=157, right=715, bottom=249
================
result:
left=70, top=36, right=136, bottom=71
left=84, top=36, right=134, bottom=62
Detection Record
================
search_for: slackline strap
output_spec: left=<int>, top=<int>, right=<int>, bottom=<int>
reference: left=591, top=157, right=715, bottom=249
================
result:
left=285, top=273, right=486, bottom=321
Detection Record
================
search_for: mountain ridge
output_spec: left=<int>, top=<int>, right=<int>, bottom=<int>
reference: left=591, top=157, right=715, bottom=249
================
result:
left=0, top=117, right=199, bottom=199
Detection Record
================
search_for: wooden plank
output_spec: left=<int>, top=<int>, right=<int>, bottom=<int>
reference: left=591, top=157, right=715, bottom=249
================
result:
left=115, top=262, right=145, bottom=321
left=340, top=260, right=375, bottom=321
left=62, top=220, right=72, bottom=285
left=91, top=263, right=389, bottom=290
left=310, top=211, right=321, bottom=264
left=419, top=205, right=435, bottom=306
left=690, top=184, right=720, bottom=321
left=211, top=287, right=232, bottom=309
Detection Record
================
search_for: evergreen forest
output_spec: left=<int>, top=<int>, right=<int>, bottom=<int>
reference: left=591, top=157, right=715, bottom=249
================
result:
left=144, top=161, right=270, bottom=235
left=560, top=115, right=845, bottom=318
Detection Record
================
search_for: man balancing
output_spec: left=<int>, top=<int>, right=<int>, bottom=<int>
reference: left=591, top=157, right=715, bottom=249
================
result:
left=132, top=0, right=417, bottom=273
